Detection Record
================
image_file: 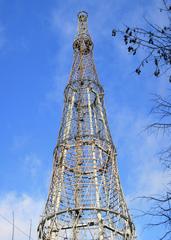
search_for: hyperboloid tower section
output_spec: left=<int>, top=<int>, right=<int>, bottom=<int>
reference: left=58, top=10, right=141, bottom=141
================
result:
left=37, top=11, right=136, bottom=240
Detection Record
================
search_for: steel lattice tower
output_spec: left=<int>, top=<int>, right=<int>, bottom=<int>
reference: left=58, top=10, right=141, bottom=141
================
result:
left=37, top=11, right=136, bottom=240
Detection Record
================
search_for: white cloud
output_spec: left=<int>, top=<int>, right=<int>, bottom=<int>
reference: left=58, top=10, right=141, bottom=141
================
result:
left=109, top=107, right=170, bottom=239
left=51, top=8, right=75, bottom=38
left=0, top=193, right=44, bottom=240
left=111, top=107, right=170, bottom=196
left=11, top=135, right=30, bottom=151
left=23, top=153, right=42, bottom=177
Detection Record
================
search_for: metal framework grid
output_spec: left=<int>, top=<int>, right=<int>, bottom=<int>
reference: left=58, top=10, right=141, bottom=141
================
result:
left=37, top=11, right=136, bottom=240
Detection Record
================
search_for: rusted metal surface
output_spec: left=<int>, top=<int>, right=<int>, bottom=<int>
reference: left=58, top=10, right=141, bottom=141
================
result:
left=37, top=11, right=136, bottom=240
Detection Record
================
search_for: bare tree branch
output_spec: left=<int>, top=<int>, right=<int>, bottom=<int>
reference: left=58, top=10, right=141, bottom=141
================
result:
left=112, top=0, right=171, bottom=81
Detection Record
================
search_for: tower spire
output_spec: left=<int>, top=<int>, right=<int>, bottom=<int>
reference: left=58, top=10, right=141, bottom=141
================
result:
left=77, top=11, right=88, bottom=35
left=37, top=12, right=136, bottom=240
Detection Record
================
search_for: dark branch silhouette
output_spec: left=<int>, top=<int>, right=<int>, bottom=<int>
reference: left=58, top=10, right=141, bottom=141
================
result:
left=140, top=191, right=171, bottom=240
left=112, top=0, right=171, bottom=82
left=143, top=95, right=171, bottom=240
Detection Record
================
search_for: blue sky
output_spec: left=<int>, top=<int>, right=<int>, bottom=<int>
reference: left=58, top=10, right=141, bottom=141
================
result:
left=0, top=0, right=170, bottom=239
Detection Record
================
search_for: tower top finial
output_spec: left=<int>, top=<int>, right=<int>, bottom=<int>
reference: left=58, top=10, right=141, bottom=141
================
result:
left=73, top=11, right=93, bottom=54
left=77, top=11, right=88, bottom=34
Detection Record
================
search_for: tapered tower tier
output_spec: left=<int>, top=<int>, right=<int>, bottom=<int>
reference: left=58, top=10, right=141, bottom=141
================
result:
left=37, top=11, right=136, bottom=240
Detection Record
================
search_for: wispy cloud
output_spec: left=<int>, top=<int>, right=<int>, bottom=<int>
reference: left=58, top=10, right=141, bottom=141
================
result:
left=23, top=153, right=42, bottom=178
left=11, top=135, right=30, bottom=151
left=110, top=106, right=170, bottom=195
left=0, top=192, right=44, bottom=240
left=110, top=107, right=170, bottom=239
left=51, top=7, right=75, bottom=38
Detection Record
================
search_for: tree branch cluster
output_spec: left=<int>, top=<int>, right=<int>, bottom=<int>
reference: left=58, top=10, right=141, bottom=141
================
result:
left=142, top=192, right=171, bottom=240
left=112, top=0, right=171, bottom=81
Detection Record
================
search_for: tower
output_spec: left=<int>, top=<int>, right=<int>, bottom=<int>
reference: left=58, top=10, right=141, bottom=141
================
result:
left=38, top=11, right=136, bottom=240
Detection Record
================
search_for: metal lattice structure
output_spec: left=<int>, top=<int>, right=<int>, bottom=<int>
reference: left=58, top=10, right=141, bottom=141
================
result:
left=37, top=11, right=136, bottom=240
